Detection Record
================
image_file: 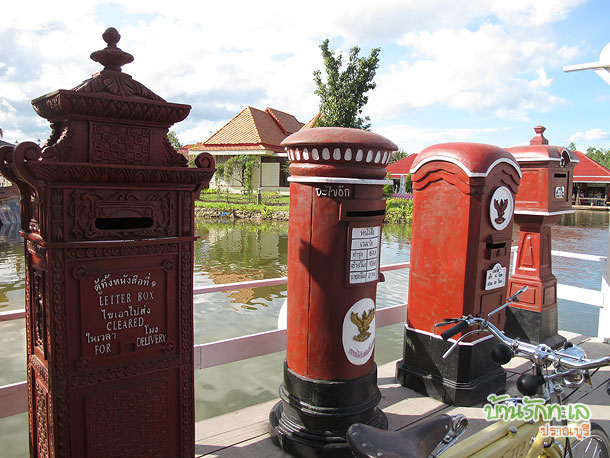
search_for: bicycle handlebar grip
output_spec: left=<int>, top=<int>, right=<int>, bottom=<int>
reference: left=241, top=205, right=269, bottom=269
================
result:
left=441, top=320, right=469, bottom=340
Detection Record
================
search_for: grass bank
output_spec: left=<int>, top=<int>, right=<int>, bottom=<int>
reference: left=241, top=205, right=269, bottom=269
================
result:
left=196, top=190, right=289, bottom=221
left=196, top=189, right=413, bottom=223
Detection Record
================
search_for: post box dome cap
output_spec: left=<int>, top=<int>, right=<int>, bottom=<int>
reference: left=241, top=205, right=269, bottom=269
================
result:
left=507, top=144, right=579, bottom=165
left=507, top=126, right=579, bottom=165
left=411, top=142, right=521, bottom=178
left=281, top=127, right=397, bottom=151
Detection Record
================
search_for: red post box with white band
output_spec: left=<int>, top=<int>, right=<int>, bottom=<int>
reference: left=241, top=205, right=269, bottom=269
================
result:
left=395, top=143, right=521, bottom=406
left=269, top=127, right=397, bottom=458
left=505, top=126, right=578, bottom=347
left=0, top=29, right=215, bottom=457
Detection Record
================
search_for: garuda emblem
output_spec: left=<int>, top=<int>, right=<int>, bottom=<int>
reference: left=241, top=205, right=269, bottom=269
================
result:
left=494, top=198, right=508, bottom=225
left=350, top=308, right=375, bottom=342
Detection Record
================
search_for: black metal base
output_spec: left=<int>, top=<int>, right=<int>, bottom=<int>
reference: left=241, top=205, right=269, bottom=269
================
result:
left=504, top=306, right=566, bottom=349
left=269, top=361, right=387, bottom=458
left=396, top=328, right=506, bottom=406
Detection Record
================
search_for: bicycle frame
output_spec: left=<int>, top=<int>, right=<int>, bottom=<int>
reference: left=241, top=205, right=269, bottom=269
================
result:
left=440, top=418, right=586, bottom=458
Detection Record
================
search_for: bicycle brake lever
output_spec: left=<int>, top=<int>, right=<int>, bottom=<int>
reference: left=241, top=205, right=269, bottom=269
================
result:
left=434, top=320, right=460, bottom=328
left=442, top=329, right=486, bottom=359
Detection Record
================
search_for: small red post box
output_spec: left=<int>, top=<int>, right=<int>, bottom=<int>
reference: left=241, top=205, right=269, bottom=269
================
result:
left=269, top=127, right=397, bottom=458
left=396, top=143, right=521, bottom=406
left=505, top=126, right=577, bottom=347
left=0, top=28, right=215, bottom=457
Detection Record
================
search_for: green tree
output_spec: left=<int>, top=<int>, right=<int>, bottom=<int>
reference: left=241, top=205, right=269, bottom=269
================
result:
left=224, top=155, right=259, bottom=195
left=389, top=150, right=408, bottom=165
left=313, top=39, right=380, bottom=130
left=167, top=130, right=182, bottom=149
left=586, top=146, right=610, bottom=169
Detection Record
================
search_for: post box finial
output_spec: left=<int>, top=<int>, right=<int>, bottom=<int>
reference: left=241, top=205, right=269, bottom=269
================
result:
left=530, top=126, right=549, bottom=145
left=90, top=27, right=134, bottom=72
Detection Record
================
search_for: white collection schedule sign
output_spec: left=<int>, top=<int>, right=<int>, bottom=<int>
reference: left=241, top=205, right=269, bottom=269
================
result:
left=349, top=226, right=381, bottom=284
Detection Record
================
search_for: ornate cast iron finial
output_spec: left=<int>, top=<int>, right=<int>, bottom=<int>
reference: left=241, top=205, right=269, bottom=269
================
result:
left=530, top=126, right=549, bottom=146
left=90, top=27, right=134, bottom=72
left=71, top=27, right=164, bottom=101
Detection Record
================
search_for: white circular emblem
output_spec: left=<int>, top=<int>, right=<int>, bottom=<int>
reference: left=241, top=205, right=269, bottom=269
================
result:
left=489, top=186, right=513, bottom=231
left=342, top=298, right=376, bottom=366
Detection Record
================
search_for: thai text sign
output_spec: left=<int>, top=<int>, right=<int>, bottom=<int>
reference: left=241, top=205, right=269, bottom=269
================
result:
left=81, top=268, right=167, bottom=360
left=349, top=226, right=381, bottom=284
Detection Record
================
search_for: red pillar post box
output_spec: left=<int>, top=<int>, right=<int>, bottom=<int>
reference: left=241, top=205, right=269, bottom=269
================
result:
left=505, top=126, right=577, bottom=348
left=0, top=28, right=215, bottom=457
left=395, top=143, right=521, bottom=406
left=269, top=127, right=397, bottom=458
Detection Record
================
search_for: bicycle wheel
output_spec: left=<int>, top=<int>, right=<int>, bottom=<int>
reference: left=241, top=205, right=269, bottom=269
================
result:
left=568, top=423, right=610, bottom=458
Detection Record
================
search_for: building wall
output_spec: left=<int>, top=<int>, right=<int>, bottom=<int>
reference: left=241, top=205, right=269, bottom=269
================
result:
left=261, top=162, right=279, bottom=187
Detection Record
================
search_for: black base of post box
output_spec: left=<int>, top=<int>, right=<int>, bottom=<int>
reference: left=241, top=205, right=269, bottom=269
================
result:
left=504, top=306, right=566, bottom=349
left=269, top=361, right=387, bottom=458
left=396, top=328, right=506, bottom=406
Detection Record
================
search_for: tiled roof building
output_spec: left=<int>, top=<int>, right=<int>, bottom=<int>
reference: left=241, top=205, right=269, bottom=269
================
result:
left=383, top=149, right=610, bottom=206
left=572, top=150, right=610, bottom=205
left=190, top=107, right=304, bottom=191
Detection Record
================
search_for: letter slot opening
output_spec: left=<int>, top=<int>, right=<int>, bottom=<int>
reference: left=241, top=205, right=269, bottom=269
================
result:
left=345, top=210, right=386, bottom=218
left=486, top=238, right=508, bottom=259
left=95, top=217, right=154, bottom=230
left=554, top=173, right=567, bottom=178
left=486, top=241, right=506, bottom=250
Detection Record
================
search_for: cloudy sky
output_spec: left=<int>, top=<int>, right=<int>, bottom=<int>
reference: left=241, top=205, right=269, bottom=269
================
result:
left=1, top=0, right=609, bottom=154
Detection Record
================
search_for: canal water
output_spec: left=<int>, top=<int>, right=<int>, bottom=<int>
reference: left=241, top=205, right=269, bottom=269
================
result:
left=0, top=211, right=607, bottom=456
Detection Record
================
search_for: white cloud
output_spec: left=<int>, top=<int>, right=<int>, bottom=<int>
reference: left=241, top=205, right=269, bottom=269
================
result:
left=0, top=0, right=591, bottom=143
left=569, top=129, right=608, bottom=142
left=367, top=22, right=575, bottom=122
left=374, top=124, right=500, bottom=154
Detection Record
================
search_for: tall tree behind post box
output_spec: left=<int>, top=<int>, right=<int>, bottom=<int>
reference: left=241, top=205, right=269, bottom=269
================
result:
left=313, top=39, right=380, bottom=130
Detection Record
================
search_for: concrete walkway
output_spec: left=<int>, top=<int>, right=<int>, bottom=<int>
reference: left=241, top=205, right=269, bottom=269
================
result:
left=193, top=331, right=610, bottom=457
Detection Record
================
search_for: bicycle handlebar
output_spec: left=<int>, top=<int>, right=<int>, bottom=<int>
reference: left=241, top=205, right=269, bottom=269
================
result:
left=447, top=315, right=610, bottom=371
left=440, top=320, right=469, bottom=340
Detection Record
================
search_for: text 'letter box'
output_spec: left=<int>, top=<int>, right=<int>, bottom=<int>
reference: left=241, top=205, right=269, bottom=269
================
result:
left=269, top=127, right=397, bottom=458
left=396, top=143, right=521, bottom=406
left=505, top=126, right=577, bottom=348
left=0, top=28, right=215, bottom=457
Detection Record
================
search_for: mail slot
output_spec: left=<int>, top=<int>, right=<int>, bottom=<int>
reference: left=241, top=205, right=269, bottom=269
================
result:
left=269, top=127, right=397, bottom=458
left=0, top=28, right=215, bottom=457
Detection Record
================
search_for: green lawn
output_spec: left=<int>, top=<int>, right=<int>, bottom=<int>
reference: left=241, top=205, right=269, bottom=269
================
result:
left=198, top=190, right=290, bottom=212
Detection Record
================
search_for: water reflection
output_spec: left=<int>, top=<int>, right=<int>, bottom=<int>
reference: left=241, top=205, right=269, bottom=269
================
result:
left=0, top=224, right=25, bottom=312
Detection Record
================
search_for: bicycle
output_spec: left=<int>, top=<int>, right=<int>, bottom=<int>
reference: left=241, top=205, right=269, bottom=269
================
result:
left=347, top=287, right=610, bottom=457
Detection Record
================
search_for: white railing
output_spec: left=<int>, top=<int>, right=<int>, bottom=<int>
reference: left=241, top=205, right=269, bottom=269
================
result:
left=1, top=246, right=608, bottom=419
left=0, top=262, right=411, bottom=419
left=510, top=246, right=609, bottom=340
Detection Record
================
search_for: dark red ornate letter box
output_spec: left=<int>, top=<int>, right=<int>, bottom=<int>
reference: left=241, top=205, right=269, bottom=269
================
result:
left=505, top=126, right=577, bottom=347
left=395, top=143, right=521, bottom=406
left=269, top=127, right=397, bottom=458
left=0, top=28, right=215, bottom=457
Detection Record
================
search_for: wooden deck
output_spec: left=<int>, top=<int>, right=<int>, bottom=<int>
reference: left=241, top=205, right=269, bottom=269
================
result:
left=193, top=331, right=610, bottom=457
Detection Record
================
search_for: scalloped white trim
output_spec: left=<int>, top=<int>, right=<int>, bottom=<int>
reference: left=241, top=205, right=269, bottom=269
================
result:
left=285, top=147, right=393, bottom=165
left=288, top=176, right=392, bottom=185
left=410, top=156, right=522, bottom=178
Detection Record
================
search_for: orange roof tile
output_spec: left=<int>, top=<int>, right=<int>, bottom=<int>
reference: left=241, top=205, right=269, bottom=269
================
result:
left=386, top=154, right=418, bottom=178
left=266, top=108, right=303, bottom=135
left=573, top=150, right=610, bottom=183
left=300, top=113, right=320, bottom=131
left=201, top=106, right=304, bottom=153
